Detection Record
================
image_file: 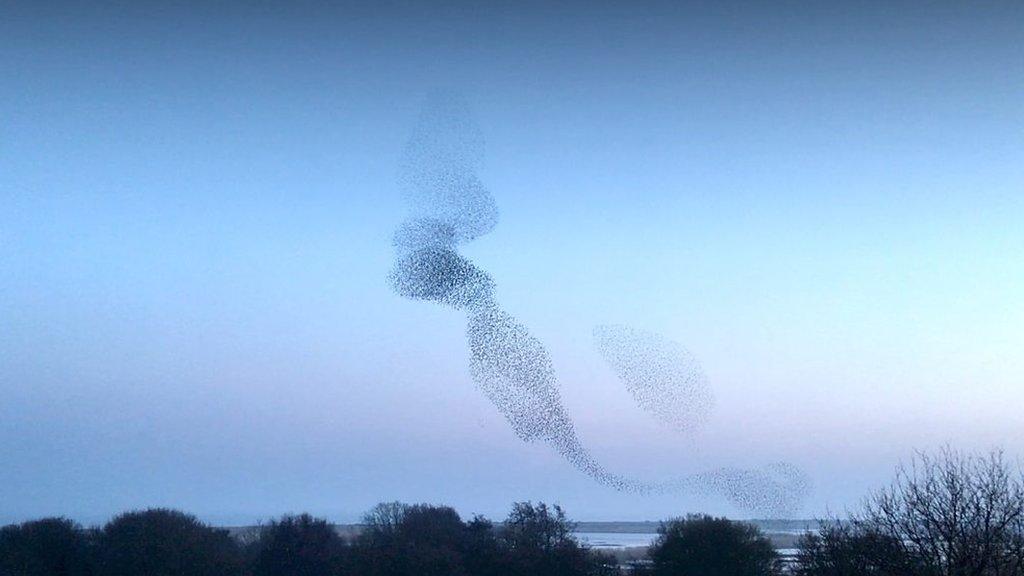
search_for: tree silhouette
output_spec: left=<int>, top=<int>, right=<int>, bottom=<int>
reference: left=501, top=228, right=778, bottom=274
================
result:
left=500, top=502, right=607, bottom=576
left=250, top=513, right=348, bottom=576
left=96, top=508, right=242, bottom=576
left=648, top=514, right=778, bottom=576
left=796, top=449, right=1024, bottom=576
left=0, top=517, right=93, bottom=576
left=794, top=521, right=917, bottom=576
left=354, top=503, right=468, bottom=576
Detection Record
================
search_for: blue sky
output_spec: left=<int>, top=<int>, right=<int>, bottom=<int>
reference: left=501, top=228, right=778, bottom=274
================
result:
left=2, top=1, right=1023, bottom=524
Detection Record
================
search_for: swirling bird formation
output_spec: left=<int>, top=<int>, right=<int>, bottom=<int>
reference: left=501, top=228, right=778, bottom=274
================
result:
left=389, top=93, right=810, bottom=518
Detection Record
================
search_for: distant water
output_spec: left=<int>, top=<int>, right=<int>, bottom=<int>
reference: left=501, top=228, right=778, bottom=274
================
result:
left=575, top=532, right=658, bottom=549
left=574, top=531, right=808, bottom=551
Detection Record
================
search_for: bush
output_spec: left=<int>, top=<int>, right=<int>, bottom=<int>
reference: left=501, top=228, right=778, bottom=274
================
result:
left=250, top=513, right=348, bottom=576
left=0, top=517, right=93, bottom=576
left=96, top=508, right=242, bottom=576
left=648, top=514, right=778, bottom=576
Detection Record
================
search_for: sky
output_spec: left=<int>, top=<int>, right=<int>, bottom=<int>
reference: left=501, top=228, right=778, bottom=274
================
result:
left=2, top=1, right=1023, bottom=525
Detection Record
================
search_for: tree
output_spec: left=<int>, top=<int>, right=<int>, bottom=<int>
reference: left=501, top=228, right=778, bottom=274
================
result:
left=250, top=513, right=348, bottom=576
left=794, top=521, right=917, bottom=576
left=858, top=448, right=1024, bottom=576
left=394, top=504, right=468, bottom=576
left=462, top=516, right=506, bottom=576
left=351, top=500, right=610, bottom=576
left=794, top=448, right=1024, bottom=576
left=362, top=502, right=409, bottom=539
left=354, top=503, right=405, bottom=576
left=96, top=508, right=242, bottom=576
left=647, top=514, right=779, bottom=576
left=0, top=517, right=93, bottom=576
left=500, top=501, right=604, bottom=576
left=354, top=503, right=469, bottom=576
left=502, top=502, right=575, bottom=553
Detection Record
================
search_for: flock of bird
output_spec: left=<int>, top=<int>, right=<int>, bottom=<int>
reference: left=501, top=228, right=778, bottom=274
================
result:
left=388, top=93, right=810, bottom=518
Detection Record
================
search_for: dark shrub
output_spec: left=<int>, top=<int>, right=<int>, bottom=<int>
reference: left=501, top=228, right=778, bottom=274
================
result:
left=250, top=513, right=347, bottom=576
left=96, top=508, right=242, bottom=576
left=648, top=514, right=778, bottom=576
left=0, top=517, right=93, bottom=576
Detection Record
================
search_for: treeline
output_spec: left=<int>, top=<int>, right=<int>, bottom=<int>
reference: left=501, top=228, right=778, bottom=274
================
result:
left=0, top=501, right=619, bottom=576
left=4, top=448, right=1024, bottom=576
left=0, top=503, right=786, bottom=576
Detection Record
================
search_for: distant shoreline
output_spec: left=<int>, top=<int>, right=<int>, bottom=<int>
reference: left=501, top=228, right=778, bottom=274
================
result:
left=573, top=520, right=819, bottom=534
left=228, top=519, right=818, bottom=551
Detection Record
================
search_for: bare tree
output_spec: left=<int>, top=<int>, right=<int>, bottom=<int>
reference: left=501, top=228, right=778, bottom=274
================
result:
left=794, top=520, right=917, bottom=576
left=856, top=448, right=1024, bottom=576
left=502, top=502, right=576, bottom=553
left=362, top=501, right=410, bottom=538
